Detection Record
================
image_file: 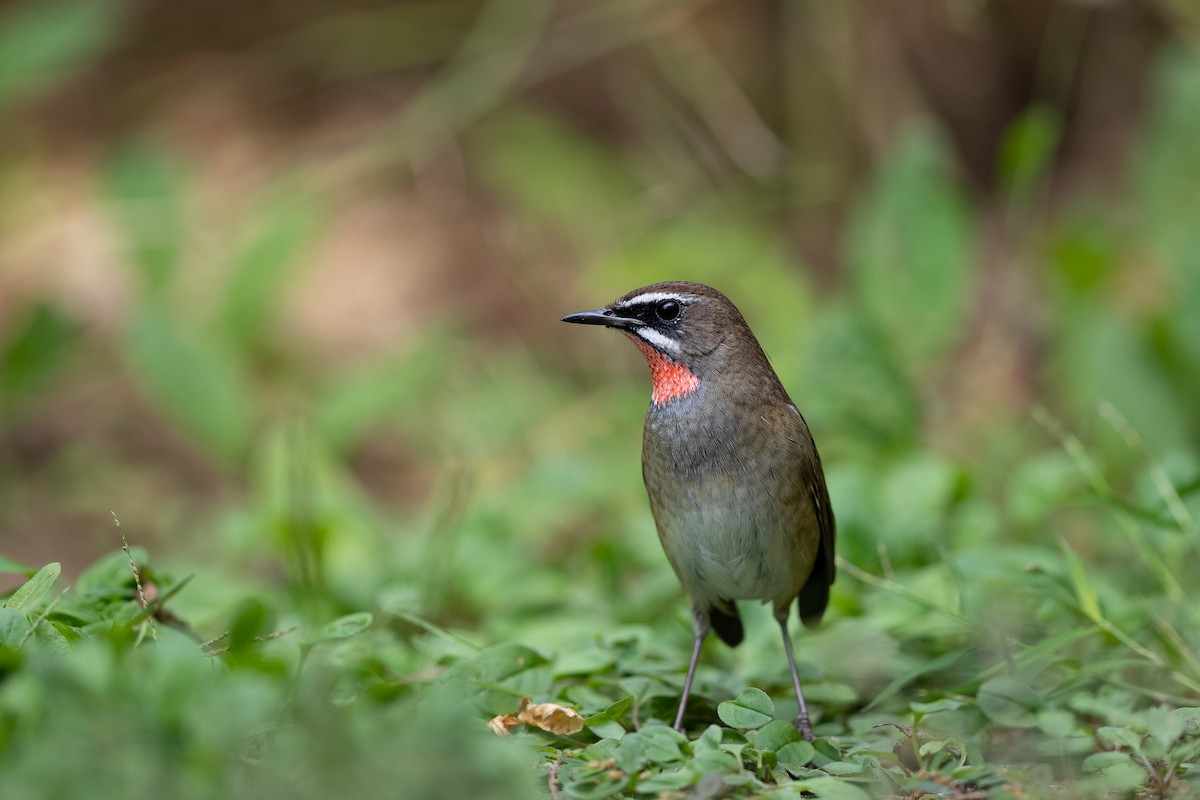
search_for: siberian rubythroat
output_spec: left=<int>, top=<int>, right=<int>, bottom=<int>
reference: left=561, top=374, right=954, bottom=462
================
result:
left=562, top=281, right=835, bottom=739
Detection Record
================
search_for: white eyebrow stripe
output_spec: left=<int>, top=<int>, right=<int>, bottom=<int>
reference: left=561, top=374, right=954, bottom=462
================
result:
left=613, top=292, right=696, bottom=310
left=632, top=326, right=682, bottom=357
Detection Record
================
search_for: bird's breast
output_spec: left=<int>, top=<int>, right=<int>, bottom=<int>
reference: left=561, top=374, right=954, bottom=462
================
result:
left=641, top=394, right=819, bottom=607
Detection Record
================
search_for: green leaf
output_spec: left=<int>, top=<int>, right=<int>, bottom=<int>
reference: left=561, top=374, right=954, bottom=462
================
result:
left=314, top=336, right=453, bottom=455
left=820, top=761, right=865, bottom=776
left=302, top=612, right=373, bottom=646
left=104, top=143, right=185, bottom=291
left=775, top=740, right=816, bottom=771
left=846, top=123, right=976, bottom=368
left=4, top=562, right=60, bottom=611
left=1173, top=707, right=1200, bottom=736
left=218, top=190, right=320, bottom=344
left=32, top=621, right=70, bottom=656
left=1081, top=750, right=1134, bottom=773
left=0, top=0, right=123, bottom=113
left=754, top=719, right=802, bottom=752
left=791, top=775, right=872, bottom=799
left=585, top=696, right=633, bottom=727
left=122, top=300, right=254, bottom=465
left=1147, top=704, right=1185, bottom=748
left=473, top=108, right=640, bottom=248
left=638, top=725, right=687, bottom=762
left=1036, top=709, right=1077, bottom=738
left=1097, top=726, right=1144, bottom=752
left=0, top=304, right=77, bottom=402
left=803, top=306, right=920, bottom=451
left=1058, top=537, right=1102, bottom=621
left=910, top=698, right=966, bottom=715
left=976, top=676, right=1041, bottom=727
left=614, top=726, right=685, bottom=773
left=0, top=555, right=33, bottom=575
left=998, top=104, right=1062, bottom=197
left=0, top=607, right=30, bottom=647
left=1080, top=759, right=1149, bottom=793
left=1134, top=48, right=1200, bottom=261
left=471, top=643, right=549, bottom=683
left=716, top=687, right=775, bottom=730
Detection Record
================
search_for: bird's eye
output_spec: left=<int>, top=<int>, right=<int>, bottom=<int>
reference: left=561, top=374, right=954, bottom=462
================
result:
left=655, top=299, right=681, bottom=322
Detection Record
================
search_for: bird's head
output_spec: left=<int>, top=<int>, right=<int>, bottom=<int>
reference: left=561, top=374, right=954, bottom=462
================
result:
left=562, top=281, right=767, bottom=407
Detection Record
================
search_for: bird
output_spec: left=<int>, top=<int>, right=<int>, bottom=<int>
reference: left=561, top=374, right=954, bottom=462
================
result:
left=562, top=281, right=835, bottom=740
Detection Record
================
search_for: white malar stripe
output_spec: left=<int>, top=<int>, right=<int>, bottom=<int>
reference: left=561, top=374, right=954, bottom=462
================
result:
left=613, top=291, right=696, bottom=310
left=633, top=326, right=683, bottom=357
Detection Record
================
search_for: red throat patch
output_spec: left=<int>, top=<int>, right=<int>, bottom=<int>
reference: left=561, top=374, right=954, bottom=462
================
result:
left=624, top=333, right=701, bottom=406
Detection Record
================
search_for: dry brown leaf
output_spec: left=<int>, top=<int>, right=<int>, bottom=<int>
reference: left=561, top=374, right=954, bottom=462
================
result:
left=487, top=713, right=521, bottom=737
left=487, top=697, right=585, bottom=737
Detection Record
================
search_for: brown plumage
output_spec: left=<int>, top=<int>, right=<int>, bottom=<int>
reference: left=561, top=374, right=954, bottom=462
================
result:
left=563, top=281, right=835, bottom=739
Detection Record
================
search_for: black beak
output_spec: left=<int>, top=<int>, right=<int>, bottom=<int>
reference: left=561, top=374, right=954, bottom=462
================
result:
left=561, top=308, right=644, bottom=329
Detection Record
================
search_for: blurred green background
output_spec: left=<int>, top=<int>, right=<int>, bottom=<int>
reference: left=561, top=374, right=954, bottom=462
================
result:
left=2, top=0, right=1200, bottom=797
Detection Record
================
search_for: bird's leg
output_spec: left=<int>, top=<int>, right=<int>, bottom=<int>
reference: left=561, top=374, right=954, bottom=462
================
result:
left=673, top=608, right=710, bottom=732
left=776, top=613, right=814, bottom=741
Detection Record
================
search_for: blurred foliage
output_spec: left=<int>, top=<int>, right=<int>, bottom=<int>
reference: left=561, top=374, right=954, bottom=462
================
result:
left=2, top=0, right=1200, bottom=797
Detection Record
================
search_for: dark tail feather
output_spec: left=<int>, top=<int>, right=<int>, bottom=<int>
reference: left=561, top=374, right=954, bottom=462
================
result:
left=797, top=548, right=831, bottom=630
left=709, top=602, right=744, bottom=647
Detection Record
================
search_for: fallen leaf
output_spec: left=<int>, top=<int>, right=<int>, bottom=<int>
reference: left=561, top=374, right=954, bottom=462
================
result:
left=487, top=713, right=520, bottom=737
left=487, top=697, right=585, bottom=737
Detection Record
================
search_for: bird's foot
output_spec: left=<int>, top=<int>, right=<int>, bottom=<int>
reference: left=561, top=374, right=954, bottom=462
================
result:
left=795, top=716, right=815, bottom=742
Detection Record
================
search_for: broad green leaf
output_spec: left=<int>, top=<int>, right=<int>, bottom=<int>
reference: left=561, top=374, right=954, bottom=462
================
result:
left=1097, top=726, right=1144, bottom=752
left=1081, top=750, right=1134, bottom=773
left=754, top=719, right=802, bottom=752
left=585, top=696, right=633, bottom=727
left=4, top=562, right=60, bottom=611
left=0, top=304, right=77, bottom=401
left=717, top=687, right=774, bottom=730
left=976, top=676, right=1041, bottom=727
left=820, top=761, right=866, bottom=776
left=0, top=0, right=122, bottom=113
left=0, top=607, right=30, bottom=647
left=879, top=453, right=959, bottom=562
left=690, top=725, right=741, bottom=773
left=123, top=300, right=254, bottom=465
left=803, top=306, right=920, bottom=452
left=638, top=725, right=687, bottom=762
left=998, top=104, right=1062, bottom=197
left=218, top=190, right=320, bottom=344
left=614, top=726, right=685, bottom=773
left=1173, top=707, right=1200, bottom=736
left=32, top=621, right=70, bottom=656
left=1051, top=307, right=1188, bottom=451
left=791, top=775, right=871, bottom=799
left=775, top=740, right=816, bottom=771
left=1036, top=709, right=1077, bottom=738
left=226, top=599, right=272, bottom=653
left=1008, top=453, right=1083, bottom=527
left=302, top=612, right=373, bottom=645
left=314, top=336, right=453, bottom=454
left=1146, top=704, right=1185, bottom=747
left=473, top=107, right=640, bottom=248
left=910, top=698, right=965, bottom=715
left=1079, top=759, right=1149, bottom=793
left=1134, top=47, right=1200, bottom=260
left=104, top=144, right=185, bottom=291
left=631, top=768, right=696, bottom=793
left=846, top=124, right=976, bottom=368
left=471, top=643, right=549, bottom=683
left=73, top=547, right=149, bottom=597
left=0, top=555, right=33, bottom=575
